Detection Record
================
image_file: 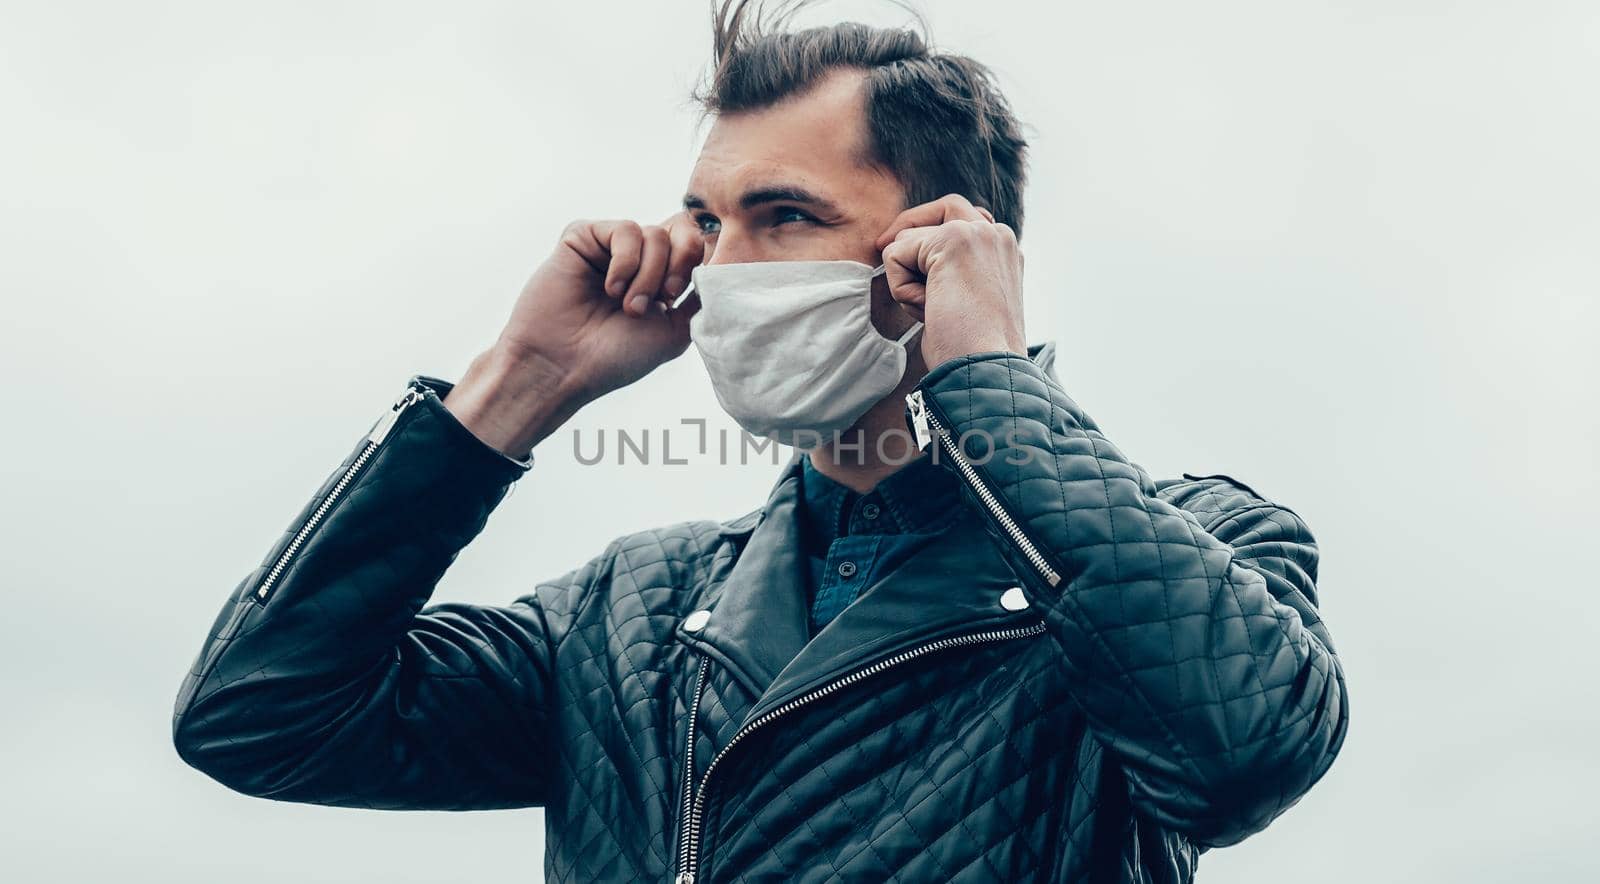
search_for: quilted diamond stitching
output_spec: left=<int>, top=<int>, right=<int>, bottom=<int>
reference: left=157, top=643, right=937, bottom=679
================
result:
left=172, top=362, right=1346, bottom=881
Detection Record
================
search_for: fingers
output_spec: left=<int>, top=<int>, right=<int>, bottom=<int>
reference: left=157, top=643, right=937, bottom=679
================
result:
left=874, top=193, right=993, bottom=250
left=623, top=225, right=670, bottom=314
left=882, top=225, right=934, bottom=314
left=584, top=217, right=704, bottom=318
left=661, top=211, right=705, bottom=303
left=598, top=220, right=643, bottom=306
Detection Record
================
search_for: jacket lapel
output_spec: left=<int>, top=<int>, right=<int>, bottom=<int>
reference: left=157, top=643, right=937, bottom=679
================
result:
left=678, top=449, right=812, bottom=700
left=742, top=507, right=1041, bottom=725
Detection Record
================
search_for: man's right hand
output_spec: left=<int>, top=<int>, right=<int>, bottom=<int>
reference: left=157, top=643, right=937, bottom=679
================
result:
left=442, top=213, right=705, bottom=460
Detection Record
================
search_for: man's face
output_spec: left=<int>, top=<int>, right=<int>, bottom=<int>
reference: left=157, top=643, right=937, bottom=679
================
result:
left=682, top=68, right=915, bottom=338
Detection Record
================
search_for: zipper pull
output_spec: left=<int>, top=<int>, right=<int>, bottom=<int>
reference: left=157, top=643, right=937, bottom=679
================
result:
left=905, top=389, right=931, bottom=450
left=368, top=386, right=425, bottom=445
left=674, top=874, right=695, bottom=884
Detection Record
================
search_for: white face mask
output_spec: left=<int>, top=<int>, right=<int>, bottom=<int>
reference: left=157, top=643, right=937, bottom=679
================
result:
left=684, top=259, right=923, bottom=450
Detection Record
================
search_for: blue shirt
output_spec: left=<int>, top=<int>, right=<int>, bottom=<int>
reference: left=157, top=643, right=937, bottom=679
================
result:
left=796, top=450, right=965, bottom=637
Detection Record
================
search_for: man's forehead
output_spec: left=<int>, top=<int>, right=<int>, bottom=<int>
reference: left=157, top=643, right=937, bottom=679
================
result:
left=686, top=129, right=867, bottom=203
left=685, top=70, right=876, bottom=204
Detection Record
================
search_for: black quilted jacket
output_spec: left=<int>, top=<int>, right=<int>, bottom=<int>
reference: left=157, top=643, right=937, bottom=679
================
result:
left=173, top=341, right=1348, bottom=883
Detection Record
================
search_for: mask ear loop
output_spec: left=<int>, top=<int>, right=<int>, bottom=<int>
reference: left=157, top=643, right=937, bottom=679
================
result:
left=668, top=280, right=697, bottom=311
left=870, top=263, right=923, bottom=347
left=894, top=320, right=924, bottom=347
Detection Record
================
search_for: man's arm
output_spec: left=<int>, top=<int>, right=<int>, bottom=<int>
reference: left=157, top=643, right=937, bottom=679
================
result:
left=172, top=206, right=702, bottom=808
left=908, top=352, right=1349, bottom=848
left=171, top=374, right=589, bottom=810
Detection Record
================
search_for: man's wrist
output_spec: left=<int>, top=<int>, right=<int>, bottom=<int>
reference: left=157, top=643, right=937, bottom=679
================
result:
left=442, top=344, right=585, bottom=461
left=921, top=336, right=1027, bottom=374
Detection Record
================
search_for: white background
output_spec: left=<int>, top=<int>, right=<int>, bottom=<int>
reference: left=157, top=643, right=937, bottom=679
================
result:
left=2, top=1, right=1596, bottom=881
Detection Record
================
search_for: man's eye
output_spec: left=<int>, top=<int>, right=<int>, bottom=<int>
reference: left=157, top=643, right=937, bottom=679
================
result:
left=694, top=214, right=721, bottom=235
left=774, top=207, right=815, bottom=226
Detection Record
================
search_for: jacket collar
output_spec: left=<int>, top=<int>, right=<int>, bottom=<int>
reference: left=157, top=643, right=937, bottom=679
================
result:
left=685, top=341, right=1058, bottom=726
left=713, top=339, right=1059, bottom=542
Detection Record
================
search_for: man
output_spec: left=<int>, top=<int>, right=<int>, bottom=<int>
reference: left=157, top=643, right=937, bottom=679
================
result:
left=173, top=3, right=1347, bottom=881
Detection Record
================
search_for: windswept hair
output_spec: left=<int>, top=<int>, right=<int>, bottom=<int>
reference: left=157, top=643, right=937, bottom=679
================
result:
left=692, top=0, right=1031, bottom=237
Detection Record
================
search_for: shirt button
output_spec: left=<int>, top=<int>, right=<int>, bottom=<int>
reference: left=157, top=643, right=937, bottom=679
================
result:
left=860, top=503, right=880, bottom=520
left=837, top=561, right=858, bottom=578
left=683, top=609, right=711, bottom=632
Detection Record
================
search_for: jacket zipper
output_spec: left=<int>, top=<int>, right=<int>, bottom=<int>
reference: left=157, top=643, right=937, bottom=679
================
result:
left=673, top=619, right=1047, bottom=884
left=906, top=389, right=1062, bottom=588
left=253, top=383, right=426, bottom=604
left=675, top=656, right=710, bottom=883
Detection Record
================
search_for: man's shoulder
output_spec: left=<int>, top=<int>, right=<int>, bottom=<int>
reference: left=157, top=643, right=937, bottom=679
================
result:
left=520, top=509, right=756, bottom=625
left=1156, top=471, right=1267, bottom=510
left=1154, top=471, right=1312, bottom=535
left=598, top=509, right=756, bottom=565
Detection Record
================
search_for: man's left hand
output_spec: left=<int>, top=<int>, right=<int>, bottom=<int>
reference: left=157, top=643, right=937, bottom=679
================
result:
left=876, top=193, right=1027, bottom=370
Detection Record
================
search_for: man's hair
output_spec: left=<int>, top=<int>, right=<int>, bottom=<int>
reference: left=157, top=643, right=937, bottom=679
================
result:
left=692, top=0, right=1031, bottom=238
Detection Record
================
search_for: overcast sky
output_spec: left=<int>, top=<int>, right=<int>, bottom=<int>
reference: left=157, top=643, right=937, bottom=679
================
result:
left=1, top=1, right=1596, bottom=881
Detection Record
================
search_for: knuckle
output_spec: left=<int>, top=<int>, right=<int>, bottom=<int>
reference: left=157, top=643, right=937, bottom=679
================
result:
left=673, top=241, right=705, bottom=269
left=644, top=225, right=671, bottom=247
left=947, top=220, right=980, bottom=242
left=668, top=218, right=698, bottom=244
left=559, top=219, right=591, bottom=247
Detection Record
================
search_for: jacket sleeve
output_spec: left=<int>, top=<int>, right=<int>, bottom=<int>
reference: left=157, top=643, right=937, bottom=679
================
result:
left=171, top=374, right=589, bottom=811
left=909, top=351, right=1349, bottom=847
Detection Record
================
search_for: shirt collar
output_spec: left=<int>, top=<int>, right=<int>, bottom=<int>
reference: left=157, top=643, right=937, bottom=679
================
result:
left=798, top=448, right=962, bottom=545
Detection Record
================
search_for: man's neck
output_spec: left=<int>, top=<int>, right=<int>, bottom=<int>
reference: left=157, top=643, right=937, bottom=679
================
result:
left=806, top=369, right=927, bottom=494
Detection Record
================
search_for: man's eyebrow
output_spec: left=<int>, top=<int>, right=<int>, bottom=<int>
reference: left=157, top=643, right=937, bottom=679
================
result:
left=682, top=184, right=840, bottom=214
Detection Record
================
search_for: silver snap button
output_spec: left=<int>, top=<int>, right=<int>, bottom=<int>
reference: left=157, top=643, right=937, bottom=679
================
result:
left=683, top=609, right=711, bottom=632
left=861, top=502, right=880, bottom=520
left=837, top=561, right=858, bottom=578
left=999, top=586, right=1029, bottom=611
